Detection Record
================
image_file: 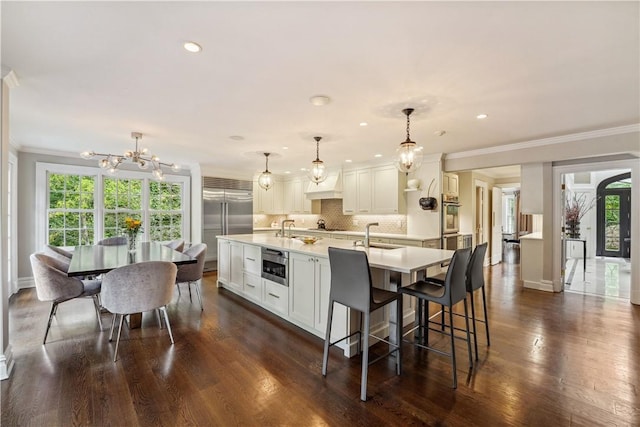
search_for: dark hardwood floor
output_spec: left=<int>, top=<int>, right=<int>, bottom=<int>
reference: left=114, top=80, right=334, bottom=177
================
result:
left=2, top=255, right=639, bottom=426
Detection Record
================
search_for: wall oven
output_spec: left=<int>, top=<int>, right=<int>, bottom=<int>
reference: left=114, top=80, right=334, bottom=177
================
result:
left=441, top=195, right=460, bottom=235
left=261, top=247, right=289, bottom=286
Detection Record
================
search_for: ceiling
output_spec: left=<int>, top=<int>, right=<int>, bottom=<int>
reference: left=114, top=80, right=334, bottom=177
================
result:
left=2, top=2, right=638, bottom=178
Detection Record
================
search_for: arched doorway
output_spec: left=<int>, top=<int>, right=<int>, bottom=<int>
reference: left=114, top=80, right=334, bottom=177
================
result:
left=596, top=172, right=631, bottom=258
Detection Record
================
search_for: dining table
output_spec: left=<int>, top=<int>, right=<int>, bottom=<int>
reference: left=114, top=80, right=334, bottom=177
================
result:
left=68, top=241, right=197, bottom=327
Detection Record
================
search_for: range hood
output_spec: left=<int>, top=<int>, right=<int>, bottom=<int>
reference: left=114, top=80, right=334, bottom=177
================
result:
left=305, top=171, right=342, bottom=200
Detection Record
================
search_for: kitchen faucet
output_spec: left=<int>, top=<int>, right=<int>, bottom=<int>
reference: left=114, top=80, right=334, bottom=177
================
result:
left=281, top=219, right=295, bottom=238
left=364, top=222, right=379, bottom=248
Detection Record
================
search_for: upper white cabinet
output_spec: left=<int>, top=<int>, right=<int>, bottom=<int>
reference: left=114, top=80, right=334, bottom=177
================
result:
left=442, top=172, right=459, bottom=197
left=283, top=177, right=320, bottom=214
left=253, top=180, right=283, bottom=214
left=343, top=165, right=405, bottom=215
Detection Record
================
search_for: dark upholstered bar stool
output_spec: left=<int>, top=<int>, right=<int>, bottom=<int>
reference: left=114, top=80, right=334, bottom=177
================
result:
left=400, top=247, right=472, bottom=389
left=322, top=247, right=402, bottom=401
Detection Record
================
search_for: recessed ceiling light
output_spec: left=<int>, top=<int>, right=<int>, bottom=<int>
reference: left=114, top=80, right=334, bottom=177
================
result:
left=476, top=114, right=488, bottom=119
left=309, top=95, right=331, bottom=106
left=282, top=146, right=288, bottom=150
left=359, top=122, right=368, bottom=127
left=183, top=41, right=202, bottom=53
left=229, top=135, right=244, bottom=141
left=285, top=171, right=291, bottom=174
left=300, top=168, right=307, bottom=171
left=345, top=159, right=352, bottom=163
left=374, top=154, right=382, bottom=158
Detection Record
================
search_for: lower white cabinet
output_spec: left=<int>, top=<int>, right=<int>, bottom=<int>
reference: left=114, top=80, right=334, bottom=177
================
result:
left=243, top=272, right=262, bottom=303
left=217, top=239, right=243, bottom=293
left=263, top=279, right=288, bottom=316
left=289, top=253, right=332, bottom=335
left=217, top=240, right=230, bottom=285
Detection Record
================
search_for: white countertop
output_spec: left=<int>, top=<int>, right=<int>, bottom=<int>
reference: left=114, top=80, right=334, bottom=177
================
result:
left=220, top=234, right=453, bottom=274
left=253, top=227, right=439, bottom=241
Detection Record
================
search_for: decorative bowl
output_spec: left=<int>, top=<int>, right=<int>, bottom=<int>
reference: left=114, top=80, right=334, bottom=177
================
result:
left=299, top=236, right=319, bottom=244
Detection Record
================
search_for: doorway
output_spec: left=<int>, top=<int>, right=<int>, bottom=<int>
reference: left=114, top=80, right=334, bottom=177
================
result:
left=558, top=167, right=633, bottom=300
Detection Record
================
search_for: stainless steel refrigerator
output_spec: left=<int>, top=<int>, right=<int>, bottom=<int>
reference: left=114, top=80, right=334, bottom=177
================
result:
left=202, top=179, right=253, bottom=272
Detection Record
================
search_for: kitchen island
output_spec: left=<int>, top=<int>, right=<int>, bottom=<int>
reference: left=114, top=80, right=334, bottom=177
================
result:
left=217, top=234, right=453, bottom=357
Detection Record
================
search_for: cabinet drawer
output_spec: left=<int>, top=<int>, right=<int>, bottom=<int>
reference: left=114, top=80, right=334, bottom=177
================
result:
left=243, top=244, right=261, bottom=275
left=423, top=239, right=440, bottom=249
left=263, top=279, right=289, bottom=316
left=243, top=273, right=262, bottom=302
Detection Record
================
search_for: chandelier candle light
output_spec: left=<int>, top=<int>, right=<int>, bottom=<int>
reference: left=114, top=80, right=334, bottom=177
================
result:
left=81, top=132, right=179, bottom=181
left=394, top=108, right=424, bottom=174
left=308, top=136, right=327, bottom=184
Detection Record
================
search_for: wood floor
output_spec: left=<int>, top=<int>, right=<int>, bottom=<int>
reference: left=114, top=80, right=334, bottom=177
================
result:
left=3, top=257, right=639, bottom=426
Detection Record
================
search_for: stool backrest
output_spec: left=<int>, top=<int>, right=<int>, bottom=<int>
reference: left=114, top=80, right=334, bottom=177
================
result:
left=444, top=247, right=472, bottom=304
left=328, top=247, right=372, bottom=312
left=466, top=243, right=488, bottom=292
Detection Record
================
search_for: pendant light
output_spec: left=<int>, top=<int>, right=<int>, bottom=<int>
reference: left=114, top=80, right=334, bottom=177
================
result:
left=394, top=108, right=423, bottom=173
left=307, top=136, right=327, bottom=184
left=258, top=153, right=273, bottom=190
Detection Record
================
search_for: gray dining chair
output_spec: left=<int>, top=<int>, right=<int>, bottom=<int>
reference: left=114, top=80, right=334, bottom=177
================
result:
left=175, top=243, right=207, bottom=310
left=100, top=261, right=177, bottom=362
left=165, top=239, right=185, bottom=252
left=30, top=253, right=103, bottom=344
left=400, top=247, right=472, bottom=389
left=97, top=236, right=127, bottom=246
left=322, top=247, right=402, bottom=401
left=42, top=245, right=72, bottom=269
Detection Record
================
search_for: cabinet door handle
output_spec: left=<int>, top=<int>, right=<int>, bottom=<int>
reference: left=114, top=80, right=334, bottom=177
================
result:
left=246, top=283, right=255, bottom=288
left=268, top=292, right=280, bottom=299
left=246, top=257, right=255, bottom=262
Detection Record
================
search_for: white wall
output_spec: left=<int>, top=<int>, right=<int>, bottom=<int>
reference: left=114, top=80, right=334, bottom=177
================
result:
left=406, top=153, right=442, bottom=238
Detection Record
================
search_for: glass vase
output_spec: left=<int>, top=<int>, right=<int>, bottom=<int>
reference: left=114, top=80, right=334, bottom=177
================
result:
left=128, top=234, right=138, bottom=254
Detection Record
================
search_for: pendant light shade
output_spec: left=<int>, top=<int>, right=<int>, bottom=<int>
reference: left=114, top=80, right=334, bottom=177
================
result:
left=258, top=153, right=273, bottom=190
left=307, top=136, right=327, bottom=184
left=394, top=108, right=423, bottom=173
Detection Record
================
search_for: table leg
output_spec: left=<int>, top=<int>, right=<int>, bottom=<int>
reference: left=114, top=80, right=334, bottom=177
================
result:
left=128, top=313, right=142, bottom=329
left=583, top=240, right=586, bottom=276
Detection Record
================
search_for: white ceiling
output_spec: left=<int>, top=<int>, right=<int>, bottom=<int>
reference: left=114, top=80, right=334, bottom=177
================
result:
left=2, top=1, right=638, bottom=178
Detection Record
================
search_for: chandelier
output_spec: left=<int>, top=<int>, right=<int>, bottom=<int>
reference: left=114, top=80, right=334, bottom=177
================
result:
left=80, top=132, right=179, bottom=180
left=307, top=136, right=327, bottom=184
left=258, top=152, right=273, bottom=190
left=394, top=108, right=423, bottom=173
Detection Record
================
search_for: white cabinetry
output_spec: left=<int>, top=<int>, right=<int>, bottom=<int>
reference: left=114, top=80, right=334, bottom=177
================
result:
left=283, top=178, right=320, bottom=214
left=253, top=180, right=283, bottom=214
left=442, top=172, right=459, bottom=197
left=242, top=244, right=262, bottom=303
left=218, top=239, right=244, bottom=292
left=343, top=165, right=405, bottom=214
left=289, top=253, right=333, bottom=335
left=263, top=279, right=288, bottom=316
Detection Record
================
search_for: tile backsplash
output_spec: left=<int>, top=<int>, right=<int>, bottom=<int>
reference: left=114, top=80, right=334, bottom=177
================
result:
left=254, top=199, right=407, bottom=234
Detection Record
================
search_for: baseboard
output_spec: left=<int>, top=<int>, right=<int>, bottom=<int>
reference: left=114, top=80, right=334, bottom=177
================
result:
left=17, top=277, right=34, bottom=291
left=0, top=344, right=15, bottom=380
left=523, top=279, right=554, bottom=292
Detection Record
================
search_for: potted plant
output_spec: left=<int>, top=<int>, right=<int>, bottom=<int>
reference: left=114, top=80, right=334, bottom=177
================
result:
left=565, top=193, right=596, bottom=238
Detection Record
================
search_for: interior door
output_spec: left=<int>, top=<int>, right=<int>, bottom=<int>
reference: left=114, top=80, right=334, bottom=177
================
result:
left=491, top=187, right=503, bottom=265
left=476, top=186, right=485, bottom=245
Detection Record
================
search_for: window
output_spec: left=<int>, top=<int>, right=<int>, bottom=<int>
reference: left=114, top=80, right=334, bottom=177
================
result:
left=36, top=163, right=190, bottom=250
left=502, top=193, right=516, bottom=234
left=47, top=172, right=96, bottom=246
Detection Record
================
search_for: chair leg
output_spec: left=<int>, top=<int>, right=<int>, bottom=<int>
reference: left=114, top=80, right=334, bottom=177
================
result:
left=463, top=298, right=473, bottom=370
left=482, top=286, right=490, bottom=346
left=396, top=297, right=402, bottom=375
left=177, top=283, right=182, bottom=297
left=470, top=291, right=479, bottom=361
left=113, top=315, right=125, bottom=362
left=92, top=295, right=103, bottom=330
left=416, top=298, right=423, bottom=344
left=43, top=302, right=58, bottom=344
left=424, top=300, right=429, bottom=347
left=161, top=306, right=174, bottom=344
left=192, top=281, right=204, bottom=311
left=448, top=307, right=457, bottom=389
left=322, top=300, right=334, bottom=377
left=109, top=314, right=117, bottom=341
left=441, top=305, right=446, bottom=331
left=188, top=283, right=193, bottom=302
left=360, top=312, right=370, bottom=401
left=156, top=308, right=164, bottom=329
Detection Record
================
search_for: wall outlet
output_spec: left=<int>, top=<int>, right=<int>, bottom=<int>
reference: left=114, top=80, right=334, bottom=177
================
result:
left=254, top=218, right=258, bottom=224
left=300, top=218, right=305, bottom=224
left=353, top=219, right=359, bottom=226
left=397, top=220, right=402, bottom=228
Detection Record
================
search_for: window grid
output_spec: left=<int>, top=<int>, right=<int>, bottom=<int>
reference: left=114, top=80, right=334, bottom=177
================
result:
left=149, top=181, right=184, bottom=241
left=47, top=173, right=96, bottom=246
left=103, top=177, right=144, bottom=238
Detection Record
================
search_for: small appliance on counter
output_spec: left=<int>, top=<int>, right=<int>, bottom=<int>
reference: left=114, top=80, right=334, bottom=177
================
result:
left=317, top=219, right=326, bottom=230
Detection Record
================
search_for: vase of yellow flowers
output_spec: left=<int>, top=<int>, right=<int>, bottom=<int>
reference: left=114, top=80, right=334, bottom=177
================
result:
left=124, top=217, right=142, bottom=253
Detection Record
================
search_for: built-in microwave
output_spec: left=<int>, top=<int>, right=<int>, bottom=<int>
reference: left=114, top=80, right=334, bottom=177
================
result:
left=261, top=247, right=289, bottom=286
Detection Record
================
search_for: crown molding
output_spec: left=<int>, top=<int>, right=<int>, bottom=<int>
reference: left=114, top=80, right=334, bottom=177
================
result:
left=445, top=124, right=640, bottom=160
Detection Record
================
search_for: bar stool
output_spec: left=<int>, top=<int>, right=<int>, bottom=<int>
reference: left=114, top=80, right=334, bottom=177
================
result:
left=400, top=247, right=472, bottom=388
left=322, top=247, right=402, bottom=401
